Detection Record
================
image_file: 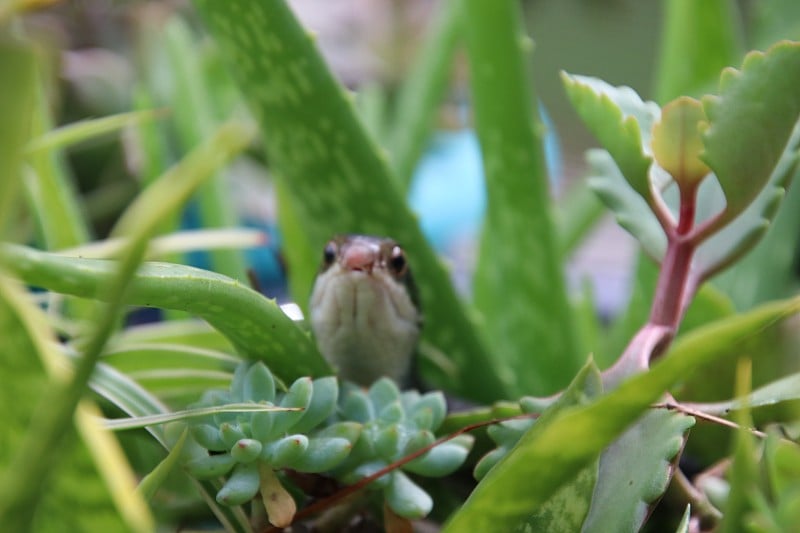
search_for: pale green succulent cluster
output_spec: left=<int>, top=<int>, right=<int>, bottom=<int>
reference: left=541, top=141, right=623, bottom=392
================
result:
left=184, top=363, right=473, bottom=520
left=328, top=378, right=474, bottom=518
left=185, top=362, right=355, bottom=505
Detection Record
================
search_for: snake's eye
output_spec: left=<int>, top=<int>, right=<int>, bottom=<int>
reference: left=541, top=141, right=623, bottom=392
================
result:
left=323, top=241, right=337, bottom=267
left=388, top=245, right=407, bottom=276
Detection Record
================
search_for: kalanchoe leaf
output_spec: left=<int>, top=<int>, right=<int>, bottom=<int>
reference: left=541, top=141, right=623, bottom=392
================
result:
left=652, top=97, right=710, bottom=189
left=242, top=362, right=275, bottom=403
left=292, top=376, right=338, bottom=434
left=191, top=424, right=228, bottom=452
left=561, top=72, right=659, bottom=199
left=696, top=121, right=800, bottom=279
left=185, top=453, right=237, bottom=479
left=216, top=463, right=260, bottom=506
left=230, top=438, right=263, bottom=463
left=385, top=471, right=433, bottom=519
left=264, top=434, right=309, bottom=469
left=587, top=149, right=667, bottom=261
left=292, top=437, right=353, bottom=473
left=700, top=41, right=800, bottom=227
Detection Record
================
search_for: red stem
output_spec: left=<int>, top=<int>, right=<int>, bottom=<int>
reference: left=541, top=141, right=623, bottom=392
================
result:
left=649, top=184, right=698, bottom=329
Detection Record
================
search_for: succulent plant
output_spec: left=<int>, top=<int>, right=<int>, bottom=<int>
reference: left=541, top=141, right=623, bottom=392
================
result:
left=328, top=378, right=474, bottom=519
left=473, top=397, right=541, bottom=481
left=183, top=362, right=357, bottom=526
left=183, top=363, right=472, bottom=525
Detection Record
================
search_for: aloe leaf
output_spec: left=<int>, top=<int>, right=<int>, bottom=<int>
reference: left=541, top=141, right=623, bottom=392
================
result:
left=388, top=0, right=462, bottom=190
left=443, top=296, right=800, bottom=532
left=700, top=41, right=800, bottom=226
left=718, top=362, right=759, bottom=533
left=581, top=408, right=695, bottom=532
left=562, top=72, right=659, bottom=199
left=0, top=278, right=153, bottom=532
left=586, top=149, right=667, bottom=261
left=191, top=0, right=506, bottom=402
left=654, top=0, right=743, bottom=103
left=465, top=0, right=580, bottom=395
left=0, top=244, right=330, bottom=380
left=112, top=319, right=234, bottom=353
left=164, top=17, right=247, bottom=281
left=60, top=228, right=266, bottom=261
left=0, top=38, right=36, bottom=234
left=25, top=109, right=163, bottom=155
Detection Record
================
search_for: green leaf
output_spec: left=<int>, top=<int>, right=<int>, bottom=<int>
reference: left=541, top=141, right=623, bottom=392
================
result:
left=0, top=244, right=331, bottom=381
left=685, top=371, right=800, bottom=415
left=191, top=0, right=506, bottom=402
left=465, top=0, right=580, bottom=396
left=25, top=109, right=163, bottom=155
left=652, top=97, right=710, bottom=188
left=581, top=408, right=695, bottom=532
left=163, top=17, right=247, bottom=281
left=654, top=0, right=743, bottom=103
left=0, top=37, right=36, bottom=235
left=586, top=149, right=667, bottom=261
left=137, top=427, right=188, bottom=501
left=455, top=358, right=602, bottom=532
left=700, top=41, right=800, bottom=226
left=388, top=0, right=462, bottom=190
left=562, top=72, right=659, bottom=200
left=0, top=278, right=153, bottom=532
left=696, top=119, right=800, bottom=279
left=443, top=296, right=800, bottom=532
left=712, top=121, right=800, bottom=306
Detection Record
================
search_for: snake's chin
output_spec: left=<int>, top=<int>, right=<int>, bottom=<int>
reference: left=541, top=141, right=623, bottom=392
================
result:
left=309, top=267, right=420, bottom=386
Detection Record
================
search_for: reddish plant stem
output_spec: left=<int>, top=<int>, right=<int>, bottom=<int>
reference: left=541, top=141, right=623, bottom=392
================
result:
left=649, top=184, right=698, bottom=330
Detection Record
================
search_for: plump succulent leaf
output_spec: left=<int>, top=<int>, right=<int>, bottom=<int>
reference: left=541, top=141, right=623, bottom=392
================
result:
left=242, top=362, right=276, bottom=403
left=263, top=435, right=309, bottom=469
left=230, top=438, right=263, bottom=464
left=191, top=424, right=227, bottom=452
left=216, top=463, right=260, bottom=506
left=185, top=454, right=237, bottom=479
left=292, top=437, right=353, bottom=473
left=385, top=471, right=433, bottom=519
left=404, top=437, right=474, bottom=477
left=269, top=377, right=313, bottom=436
left=292, top=376, right=338, bottom=434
